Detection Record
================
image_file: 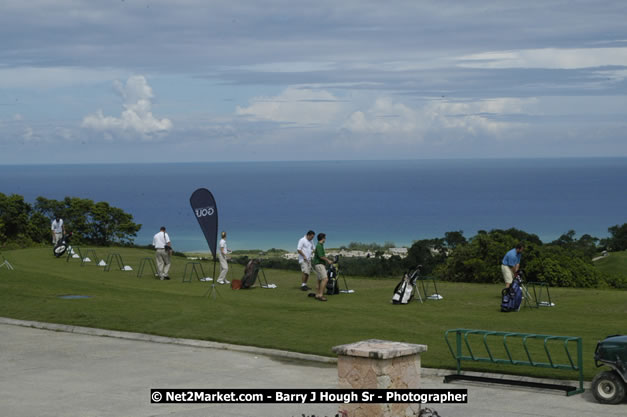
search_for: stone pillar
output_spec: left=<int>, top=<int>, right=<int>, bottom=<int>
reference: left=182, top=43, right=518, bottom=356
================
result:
left=332, top=339, right=427, bottom=417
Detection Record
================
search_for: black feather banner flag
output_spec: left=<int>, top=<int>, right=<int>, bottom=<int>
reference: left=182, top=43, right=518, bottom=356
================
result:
left=190, top=188, right=219, bottom=258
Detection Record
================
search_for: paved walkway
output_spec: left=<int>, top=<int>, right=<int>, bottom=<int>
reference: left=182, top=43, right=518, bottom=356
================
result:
left=1, top=322, right=625, bottom=416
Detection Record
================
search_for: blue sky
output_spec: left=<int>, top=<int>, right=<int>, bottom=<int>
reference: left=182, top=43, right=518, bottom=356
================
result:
left=1, top=0, right=626, bottom=164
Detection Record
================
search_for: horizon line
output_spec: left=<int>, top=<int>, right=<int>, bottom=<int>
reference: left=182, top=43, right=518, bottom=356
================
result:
left=2, top=155, right=627, bottom=167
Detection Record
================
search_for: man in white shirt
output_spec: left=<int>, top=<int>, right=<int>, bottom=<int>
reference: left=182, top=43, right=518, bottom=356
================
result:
left=51, top=216, right=64, bottom=245
left=217, top=231, right=230, bottom=284
left=152, top=226, right=172, bottom=280
left=297, top=230, right=315, bottom=291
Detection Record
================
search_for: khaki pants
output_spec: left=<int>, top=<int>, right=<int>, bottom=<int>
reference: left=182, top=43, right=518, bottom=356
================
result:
left=314, top=264, right=327, bottom=281
left=218, top=252, right=228, bottom=282
left=300, top=260, right=312, bottom=275
left=155, top=249, right=171, bottom=279
left=501, top=264, right=514, bottom=285
left=52, top=232, right=63, bottom=245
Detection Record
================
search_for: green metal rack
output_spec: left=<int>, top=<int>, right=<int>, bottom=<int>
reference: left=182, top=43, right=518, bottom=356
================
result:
left=444, top=328, right=584, bottom=396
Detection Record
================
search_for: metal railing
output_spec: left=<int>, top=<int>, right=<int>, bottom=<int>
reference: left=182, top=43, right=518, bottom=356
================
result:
left=444, top=328, right=584, bottom=395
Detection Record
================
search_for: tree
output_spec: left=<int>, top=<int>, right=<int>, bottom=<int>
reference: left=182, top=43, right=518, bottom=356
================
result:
left=607, top=223, right=627, bottom=251
left=34, top=195, right=141, bottom=246
left=444, top=230, right=466, bottom=249
left=439, top=231, right=516, bottom=283
left=0, top=193, right=44, bottom=245
left=404, top=238, right=446, bottom=275
left=89, top=201, right=141, bottom=245
left=551, top=230, right=599, bottom=259
left=552, top=230, right=576, bottom=246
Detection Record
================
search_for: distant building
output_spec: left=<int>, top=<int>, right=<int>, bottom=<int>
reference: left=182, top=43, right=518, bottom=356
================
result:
left=389, top=247, right=408, bottom=257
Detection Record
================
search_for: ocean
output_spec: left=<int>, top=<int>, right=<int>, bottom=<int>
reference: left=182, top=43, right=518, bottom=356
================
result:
left=1, top=158, right=626, bottom=252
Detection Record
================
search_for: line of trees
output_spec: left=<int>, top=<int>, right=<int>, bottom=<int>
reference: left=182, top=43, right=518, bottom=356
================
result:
left=2, top=191, right=625, bottom=288
left=243, top=226, right=625, bottom=289
left=0, top=193, right=141, bottom=248
left=388, top=227, right=625, bottom=288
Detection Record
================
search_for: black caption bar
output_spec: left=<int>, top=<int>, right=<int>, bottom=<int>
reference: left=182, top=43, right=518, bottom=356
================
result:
left=151, top=389, right=468, bottom=404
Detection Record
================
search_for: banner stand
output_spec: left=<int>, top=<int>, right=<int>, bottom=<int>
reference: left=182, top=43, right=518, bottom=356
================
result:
left=203, top=258, right=220, bottom=299
left=190, top=188, right=220, bottom=301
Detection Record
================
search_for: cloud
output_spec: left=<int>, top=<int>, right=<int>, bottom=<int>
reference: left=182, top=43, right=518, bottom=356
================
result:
left=22, top=126, right=40, bottom=142
left=343, top=98, right=420, bottom=135
left=343, top=97, right=534, bottom=137
left=457, top=47, right=627, bottom=69
left=82, top=75, right=172, bottom=137
left=0, top=67, right=128, bottom=89
left=235, top=87, right=346, bottom=126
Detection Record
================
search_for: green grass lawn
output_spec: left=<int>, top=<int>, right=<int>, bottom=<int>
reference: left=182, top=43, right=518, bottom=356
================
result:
left=1, top=247, right=625, bottom=381
left=595, top=250, right=627, bottom=275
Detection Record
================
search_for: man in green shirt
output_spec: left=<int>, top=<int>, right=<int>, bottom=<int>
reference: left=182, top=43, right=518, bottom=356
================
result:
left=312, top=233, right=333, bottom=301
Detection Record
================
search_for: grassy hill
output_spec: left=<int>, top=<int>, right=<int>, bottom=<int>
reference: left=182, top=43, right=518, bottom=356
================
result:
left=594, top=250, right=627, bottom=288
left=595, top=250, right=627, bottom=274
left=1, top=246, right=625, bottom=381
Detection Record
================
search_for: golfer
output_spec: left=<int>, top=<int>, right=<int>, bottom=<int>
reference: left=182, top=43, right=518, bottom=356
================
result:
left=312, top=233, right=333, bottom=301
left=297, top=230, right=315, bottom=291
left=153, top=226, right=172, bottom=280
left=502, top=243, right=524, bottom=288
left=51, top=215, right=64, bottom=245
left=217, top=231, right=230, bottom=284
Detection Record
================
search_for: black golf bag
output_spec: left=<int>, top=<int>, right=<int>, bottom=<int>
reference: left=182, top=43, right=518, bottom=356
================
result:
left=326, top=264, right=339, bottom=295
left=241, top=259, right=260, bottom=289
left=501, top=272, right=523, bottom=312
left=53, top=232, right=72, bottom=258
left=392, top=266, right=421, bottom=304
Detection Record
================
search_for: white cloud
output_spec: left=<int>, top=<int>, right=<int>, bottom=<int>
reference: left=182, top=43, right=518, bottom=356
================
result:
left=343, top=97, right=534, bottom=137
left=13, top=114, right=23, bottom=121
left=458, top=47, right=627, bottom=69
left=22, top=126, right=39, bottom=142
left=82, top=75, right=172, bottom=137
left=235, top=87, right=346, bottom=125
left=0, top=67, right=128, bottom=89
left=343, top=98, right=420, bottom=134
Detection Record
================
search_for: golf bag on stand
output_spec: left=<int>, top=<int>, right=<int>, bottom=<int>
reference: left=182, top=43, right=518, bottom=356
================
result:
left=392, top=265, right=422, bottom=304
left=53, top=232, right=72, bottom=258
left=241, top=259, right=261, bottom=289
left=326, top=263, right=339, bottom=295
left=501, top=271, right=524, bottom=312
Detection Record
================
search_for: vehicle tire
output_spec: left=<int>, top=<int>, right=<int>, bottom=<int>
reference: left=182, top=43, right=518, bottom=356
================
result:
left=592, top=370, right=626, bottom=404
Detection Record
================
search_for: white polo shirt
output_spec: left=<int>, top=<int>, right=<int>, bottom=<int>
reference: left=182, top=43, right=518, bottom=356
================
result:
left=153, top=231, right=170, bottom=249
left=219, top=238, right=227, bottom=255
left=51, top=219, right=64, bottom=233
left=297, top=236, right=314, bottom=263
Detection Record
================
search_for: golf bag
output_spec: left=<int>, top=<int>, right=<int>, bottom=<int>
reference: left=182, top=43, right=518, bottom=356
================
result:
left=392, top=266, right=421, bottom=304
left=501, top=273, right=523, bottom=312
left=53, top=232, right=72, bottom=258
left=326, top=264, right=339, bottom=295
left=241, top=259, right=260, bottom=289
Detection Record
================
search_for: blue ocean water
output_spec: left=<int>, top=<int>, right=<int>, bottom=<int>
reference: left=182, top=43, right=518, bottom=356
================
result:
left=1, top=158, right=625, bottom=252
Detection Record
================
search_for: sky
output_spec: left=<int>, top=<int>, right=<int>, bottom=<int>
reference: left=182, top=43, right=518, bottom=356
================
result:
left=1, top=0, right=626, bottom=164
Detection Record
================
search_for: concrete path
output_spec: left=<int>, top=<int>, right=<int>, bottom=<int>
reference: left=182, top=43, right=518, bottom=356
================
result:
left=1, top=323, right=625, bottom=417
